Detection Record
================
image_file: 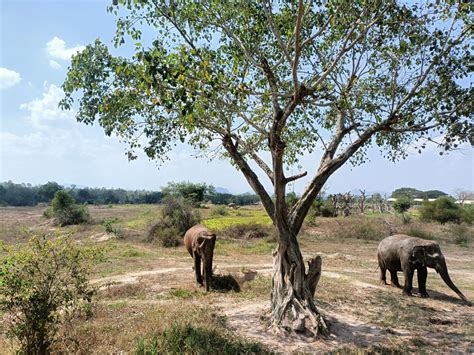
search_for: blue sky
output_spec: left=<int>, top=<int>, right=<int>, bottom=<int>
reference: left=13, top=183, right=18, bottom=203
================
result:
left=0, top=0, right=472, bottom=195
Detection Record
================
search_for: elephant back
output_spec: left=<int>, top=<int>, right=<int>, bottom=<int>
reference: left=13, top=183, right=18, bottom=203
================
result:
left=184, top=224, right=215, bottom=254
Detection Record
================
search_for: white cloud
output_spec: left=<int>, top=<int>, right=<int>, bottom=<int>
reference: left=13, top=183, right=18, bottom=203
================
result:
left=20, top=83, right=73, bottom=127
left=0, top=67, right=21, bottom=89
left=45, top=37, right=85, bottom=60
left=49, top=59, right=62, bottom=70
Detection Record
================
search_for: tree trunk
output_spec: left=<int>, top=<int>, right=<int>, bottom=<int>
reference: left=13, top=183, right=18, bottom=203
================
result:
left=270, top=227, right=327, bottom=337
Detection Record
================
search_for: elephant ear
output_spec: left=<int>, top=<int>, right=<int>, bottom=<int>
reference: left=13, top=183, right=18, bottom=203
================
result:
left=411, top=246, right=426, bottom=266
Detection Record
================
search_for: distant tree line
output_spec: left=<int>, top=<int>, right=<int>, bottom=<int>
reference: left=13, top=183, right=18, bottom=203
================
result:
left=0, top=181, right=260, bottom=207
left=390, top=187, right=448, bottom=200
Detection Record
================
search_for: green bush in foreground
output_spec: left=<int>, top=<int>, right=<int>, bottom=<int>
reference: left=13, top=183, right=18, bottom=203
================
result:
left=0, top=233, right=98, bottom=354
left=50, top=190, right=90, bottom=226
left=136, top=323, right=265, bottom=355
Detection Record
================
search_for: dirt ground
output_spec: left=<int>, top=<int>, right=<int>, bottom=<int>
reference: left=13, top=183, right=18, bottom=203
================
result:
left=0, top=206, right=473, bottom=353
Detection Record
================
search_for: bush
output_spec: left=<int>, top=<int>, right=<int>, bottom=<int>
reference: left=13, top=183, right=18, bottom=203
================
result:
left=419, top=197, right=467, bottom=224
left=43, top=206, right=54, bottom=218
left=50, top=190, right=90, bottom=226
left=102, top=217, right=122, bottom=237
left=0, top=233, right=97, bottom=354
left=307, top=200, right=336, bottom=225
left=161, top=196, right=201, bottom=235
left=146, top=196, right=201, bottom=246
left=137, top=323, right=265, bottom=354
left=146, top=221, right=181, bottom=247
left=393, top=197, right=412, bottom=214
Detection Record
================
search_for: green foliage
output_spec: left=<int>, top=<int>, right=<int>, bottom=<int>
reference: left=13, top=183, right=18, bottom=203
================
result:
left=419, top=197, right=467, bottom=224
left=61, top=1, right=472, bottom=169
left=0, top=233, right=97, bottom=354
left=146, top=222, right=181, bottom=247
left=51, top=190, right=90, bottom=226
left=102, top=217, right=122, bottom=237
left=162, top=182, right=210, bottom=206
left=391, top=187, right=425, bottom=199
left=38, top=181, right=63, bottom=202
left=391, top=187, right=448, bottom=200
left=0, top=181, right=164, bottom=206
left=393, top=197, right=412, bottom=214
left=307, top=199, right=336, bottom=225
left=146, top=196, right=200, bottom=246
left=43, top=206, right=54, bottom=219
left=205, top=192, right=260, bottom=206
left=137, top=323, right=265, bottom=355
left=161, top=196, right=201, bottom=235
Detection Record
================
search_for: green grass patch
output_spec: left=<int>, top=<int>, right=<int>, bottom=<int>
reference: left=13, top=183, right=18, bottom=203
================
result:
left=169, top=288, right=198, bottom=299
left=137, top=323, right=266, bottom=355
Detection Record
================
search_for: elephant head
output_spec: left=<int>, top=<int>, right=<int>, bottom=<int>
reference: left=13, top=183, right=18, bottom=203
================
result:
left=195, top=233, right=216, bottom=291
left=412, top=243, right=471, bottom=306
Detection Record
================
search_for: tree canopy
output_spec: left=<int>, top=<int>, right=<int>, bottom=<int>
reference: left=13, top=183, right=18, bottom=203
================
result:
left=61, top=0, right=473, bottom=336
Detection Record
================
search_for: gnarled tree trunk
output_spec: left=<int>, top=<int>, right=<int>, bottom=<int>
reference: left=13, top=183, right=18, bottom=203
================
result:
left=270, top=224, right=327, bottom=336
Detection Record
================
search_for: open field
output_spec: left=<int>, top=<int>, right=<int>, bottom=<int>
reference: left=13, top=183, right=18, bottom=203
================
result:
left=0, top=205, right=473, bottom=353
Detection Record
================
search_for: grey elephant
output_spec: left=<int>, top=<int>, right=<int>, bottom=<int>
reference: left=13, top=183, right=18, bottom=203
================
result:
left=377, top=234, right=471, bottom=306
left=184, top=225, right=216, bottom=291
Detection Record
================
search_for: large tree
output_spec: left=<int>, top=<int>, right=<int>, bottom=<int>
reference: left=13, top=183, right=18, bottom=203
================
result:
left=61, top=0, right=473, bottom=336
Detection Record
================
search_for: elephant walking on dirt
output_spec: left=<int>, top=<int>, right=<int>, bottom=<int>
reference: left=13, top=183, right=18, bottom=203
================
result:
left=377, top=234, right=471, bottom=306
left=184, top=225, right=216, bottom=291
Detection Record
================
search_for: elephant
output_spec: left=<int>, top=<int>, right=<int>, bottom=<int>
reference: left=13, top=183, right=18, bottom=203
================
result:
left=184, top=225, right=216, bottom=291
left=377, top=234, right=471, bottom=306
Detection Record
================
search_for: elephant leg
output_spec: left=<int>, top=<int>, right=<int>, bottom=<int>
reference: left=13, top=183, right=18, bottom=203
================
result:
left=193, top=253, right=204, bottom=287
left=403, top=269, right=414, bottom=296
left=380, top=267, right=387, bottom=285
left=417, top=267, right=429, bottom=298
left=389, top=270, right=401, bottom=288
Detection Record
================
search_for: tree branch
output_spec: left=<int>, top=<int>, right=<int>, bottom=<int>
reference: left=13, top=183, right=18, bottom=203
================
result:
left=285, top=171, right=308, bottom=183
left=292, top=0, right=305, bottom=97
left=222, top=135, right=275, bottom=219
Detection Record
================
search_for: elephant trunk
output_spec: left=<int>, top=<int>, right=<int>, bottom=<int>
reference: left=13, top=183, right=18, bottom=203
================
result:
left=437, top=259, right=471, bottom=306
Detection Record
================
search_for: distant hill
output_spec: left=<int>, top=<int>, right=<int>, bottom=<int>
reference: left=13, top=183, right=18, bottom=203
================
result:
left=214, top=187, right=231, bottom=194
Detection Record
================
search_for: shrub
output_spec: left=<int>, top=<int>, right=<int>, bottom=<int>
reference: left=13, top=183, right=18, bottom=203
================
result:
left=146, top=221, right=181, bottom=247
left=307, top=200, right=336, bottom=225
left=419, top=197, right=465, bottom=224
left=393, top=197, right=411, bottom=214
left=161, top=196, right=201, bottom=235
left=0, top=233, right=97, bottom=354
left=50, top=190, right=90, bottom=226
left=102, top=217, right=121, bottom=237
left=137, top=323, right=265, bottom=354
left=43, top=207, right=54, bottom=218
